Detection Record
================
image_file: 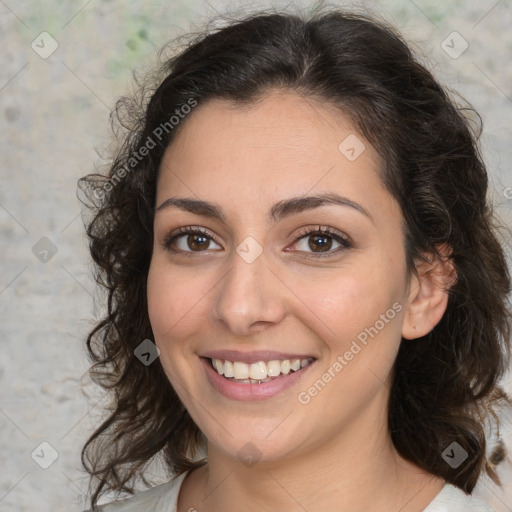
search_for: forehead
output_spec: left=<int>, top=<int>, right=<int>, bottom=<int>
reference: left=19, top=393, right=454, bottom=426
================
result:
left=156, top=90, right=391, bottom=220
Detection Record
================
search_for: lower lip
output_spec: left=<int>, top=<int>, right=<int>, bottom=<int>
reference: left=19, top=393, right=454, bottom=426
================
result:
left=201, top=357, right=316, bottom=401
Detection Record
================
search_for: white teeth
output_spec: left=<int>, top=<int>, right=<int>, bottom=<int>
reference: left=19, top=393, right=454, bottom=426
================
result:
left=233, top=361, right=249, bottom=380
left=267, top=360, right=281, bottom=377
left=249, top=361, right=267, bottom=380
left=223, top=360, right=234, bottom=378
left=214, top=359, right=224, bottom=375
left=210, top=357, right=314, bottom=381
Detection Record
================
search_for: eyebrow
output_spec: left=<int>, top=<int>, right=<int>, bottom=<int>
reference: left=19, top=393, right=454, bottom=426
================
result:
left=155, top=192, right=372, bottom=223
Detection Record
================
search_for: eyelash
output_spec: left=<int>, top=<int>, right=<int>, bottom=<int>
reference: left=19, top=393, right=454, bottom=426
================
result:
left=161, top=225, right=353, bottom=258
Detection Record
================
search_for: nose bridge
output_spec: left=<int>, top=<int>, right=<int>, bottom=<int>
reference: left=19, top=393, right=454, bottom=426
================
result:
left=212, top=244, right=285, bottom=335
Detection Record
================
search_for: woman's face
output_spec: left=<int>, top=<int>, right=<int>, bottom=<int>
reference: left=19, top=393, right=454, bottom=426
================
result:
left=147, top=90, right=411, bottom=465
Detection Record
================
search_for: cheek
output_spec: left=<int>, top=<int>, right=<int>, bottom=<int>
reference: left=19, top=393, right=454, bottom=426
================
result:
left=146, top=262, right=196, bottom=388
left=294, top=270, right=405, bottom=415
left=292, top=264, right=403, bottom=347
left=146, top=265, right=194, bottom=370
left=146, top=258, right=204, bottom=339
left=146, top=262, right=174, bottom=338
left=146, top=258, right=217, bottom=387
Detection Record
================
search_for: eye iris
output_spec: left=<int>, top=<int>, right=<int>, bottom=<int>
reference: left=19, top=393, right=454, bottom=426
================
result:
left=188, top=234, right=209, bottom=251
left=309, top=234, right=332, bottom=252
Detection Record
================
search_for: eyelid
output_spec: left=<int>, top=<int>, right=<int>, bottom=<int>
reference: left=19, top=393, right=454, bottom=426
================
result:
left=161, top=225, right=353, bottom=256
left=289, top=225, right=353, bottom=257
left=162, top=226, right=222, bottom=252
left=293, top=225, right=351, bottom=245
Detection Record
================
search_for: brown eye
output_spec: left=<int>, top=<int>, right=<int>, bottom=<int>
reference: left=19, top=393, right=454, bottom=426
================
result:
left=163, top=227, right=222, bottom=253
left=187, top=233, right=211, bottom=251
left=308, top=234, right=333, bottom=252
left=292, top=226, right=352, bottom=257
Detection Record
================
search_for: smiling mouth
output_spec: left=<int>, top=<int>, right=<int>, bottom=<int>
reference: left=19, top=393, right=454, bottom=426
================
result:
left=209, top=357, right=316, bottom=384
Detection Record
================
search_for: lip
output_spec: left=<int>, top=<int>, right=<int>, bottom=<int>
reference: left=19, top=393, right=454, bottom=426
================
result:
left=201, top=356, right=316, bottom=401
left=201, top=349, right=316, bottom=364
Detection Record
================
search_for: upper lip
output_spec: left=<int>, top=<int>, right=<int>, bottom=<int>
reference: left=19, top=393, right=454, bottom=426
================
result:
left=201, top=350, right=316, bottom=364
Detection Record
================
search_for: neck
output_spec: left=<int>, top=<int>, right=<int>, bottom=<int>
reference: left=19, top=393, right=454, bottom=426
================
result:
left=178, top=402, right=444, bottom=512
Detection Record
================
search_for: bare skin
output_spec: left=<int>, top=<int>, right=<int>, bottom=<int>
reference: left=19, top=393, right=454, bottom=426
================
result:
left=147, top=89, right=453, bottom=511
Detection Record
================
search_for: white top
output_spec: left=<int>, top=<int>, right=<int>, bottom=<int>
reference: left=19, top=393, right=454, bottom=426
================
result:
left=91, top=472, right=495, bottom=512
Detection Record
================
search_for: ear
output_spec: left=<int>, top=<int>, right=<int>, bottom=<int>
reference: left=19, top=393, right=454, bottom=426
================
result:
left=402, top=243, right=457, bottom=340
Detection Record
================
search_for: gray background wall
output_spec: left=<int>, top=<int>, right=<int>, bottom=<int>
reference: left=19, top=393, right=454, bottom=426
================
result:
left=1, top=1, right=511, bottom=511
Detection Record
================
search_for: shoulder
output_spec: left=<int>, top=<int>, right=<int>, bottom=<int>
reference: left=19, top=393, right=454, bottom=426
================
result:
left=83, top=472, right=188, bottom=512
left=423, top=483, right=495, bottom=512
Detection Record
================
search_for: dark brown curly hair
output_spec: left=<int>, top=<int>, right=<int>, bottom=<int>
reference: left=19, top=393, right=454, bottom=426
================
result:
left=79, top=5, right=512, bottom=509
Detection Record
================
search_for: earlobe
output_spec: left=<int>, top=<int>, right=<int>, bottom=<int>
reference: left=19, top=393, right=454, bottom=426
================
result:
left=402, top=244, right=457, bottom=340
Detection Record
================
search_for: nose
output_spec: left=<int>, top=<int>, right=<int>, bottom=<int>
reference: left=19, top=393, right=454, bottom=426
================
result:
left=211, top=247, right=287, bottom=337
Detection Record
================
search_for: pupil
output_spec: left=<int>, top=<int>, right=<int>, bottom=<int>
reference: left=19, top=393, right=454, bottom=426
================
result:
left=189, top=234, right=209, bottom=251
left=309, top=235, right=331, bottom=252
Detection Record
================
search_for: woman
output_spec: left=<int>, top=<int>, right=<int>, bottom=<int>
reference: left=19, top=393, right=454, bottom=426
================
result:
left=80, top=6, right=511, bottom=511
